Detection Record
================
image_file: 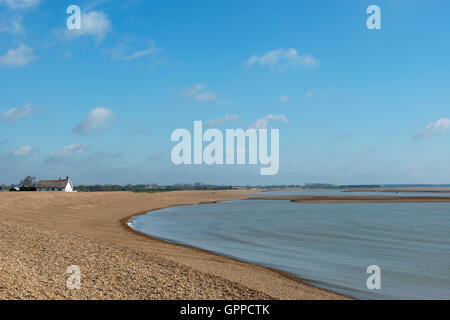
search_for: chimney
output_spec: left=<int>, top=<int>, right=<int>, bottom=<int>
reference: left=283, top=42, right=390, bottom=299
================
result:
left=66, top=176, right=70, bottom=181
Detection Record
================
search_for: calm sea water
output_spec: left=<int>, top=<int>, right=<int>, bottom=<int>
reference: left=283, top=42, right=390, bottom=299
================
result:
left=130, top=191, right=450, bottom=299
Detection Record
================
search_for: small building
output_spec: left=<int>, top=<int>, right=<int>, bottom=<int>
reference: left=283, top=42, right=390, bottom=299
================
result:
left=36, top=176, right=74, bottom=192
left=20, top=186, right=37, bottom=192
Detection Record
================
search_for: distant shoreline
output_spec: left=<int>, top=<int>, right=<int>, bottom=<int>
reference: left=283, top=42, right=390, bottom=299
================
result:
left=342, top=188, right=450, bottom=193
left=249, top=195, right=450, bottom=203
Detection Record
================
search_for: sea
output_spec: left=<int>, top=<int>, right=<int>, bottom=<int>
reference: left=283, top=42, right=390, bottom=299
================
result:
left=130, top=190, right=450, bottom=299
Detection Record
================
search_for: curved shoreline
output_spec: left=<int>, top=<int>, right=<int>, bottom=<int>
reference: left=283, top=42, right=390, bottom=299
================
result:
left=121, top=198, right=352, bottom=300
left=0, top=190, right=349, bottom=299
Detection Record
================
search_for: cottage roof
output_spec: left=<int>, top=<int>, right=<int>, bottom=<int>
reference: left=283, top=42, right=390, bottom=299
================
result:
left=36, top=179, right=70, bottom=189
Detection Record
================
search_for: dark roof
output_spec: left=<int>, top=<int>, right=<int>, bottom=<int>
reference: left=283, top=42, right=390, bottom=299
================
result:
left=36, top=179, right=70, bottom=189
left=20, top=186, right=37, bottom=192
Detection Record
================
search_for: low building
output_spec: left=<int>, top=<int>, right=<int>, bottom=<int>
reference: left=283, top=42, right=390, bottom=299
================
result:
left=36, top=176, right=74, bottom=192
left=20, top=186, right=37, bottom=192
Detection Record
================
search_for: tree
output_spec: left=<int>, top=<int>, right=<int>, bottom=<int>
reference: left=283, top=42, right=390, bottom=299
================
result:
left=20, top=176, right=36, bottom=187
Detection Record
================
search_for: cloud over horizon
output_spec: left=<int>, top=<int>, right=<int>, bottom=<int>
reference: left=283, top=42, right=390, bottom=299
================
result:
left=46, top=143, right=89, bottom=163
left=1, top=103, right=36, bottom=122
left=13, top=145, right=33, bottom=156
left=73, top=107, right=114, bottom=135
left=415, top=118, right=450, bottom=139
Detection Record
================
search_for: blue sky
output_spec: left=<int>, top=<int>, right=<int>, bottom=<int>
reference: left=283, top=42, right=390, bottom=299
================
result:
left=1, top=0, right=450, bottom=185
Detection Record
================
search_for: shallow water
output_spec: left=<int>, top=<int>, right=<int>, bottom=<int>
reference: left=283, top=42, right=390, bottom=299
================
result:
left=131, top=191, right=450, bottom=299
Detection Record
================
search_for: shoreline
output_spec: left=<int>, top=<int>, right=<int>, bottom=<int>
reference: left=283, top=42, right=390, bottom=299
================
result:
left=248, top=195, right=450, bottom=203
left=0, top=190, right=347, bottom=300
left=121, top=199, right=351, bottom=300
left=342, top=188, right=450, bottom=193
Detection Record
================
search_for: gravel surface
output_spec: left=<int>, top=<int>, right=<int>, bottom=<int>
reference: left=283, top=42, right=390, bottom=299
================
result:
left=0, top=191, right=347, bottom=300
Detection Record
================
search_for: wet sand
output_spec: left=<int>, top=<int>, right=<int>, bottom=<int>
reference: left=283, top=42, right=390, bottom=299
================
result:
left=0, top=190, right=346, bottom=300
left=249, top=195, right=450, bottom=203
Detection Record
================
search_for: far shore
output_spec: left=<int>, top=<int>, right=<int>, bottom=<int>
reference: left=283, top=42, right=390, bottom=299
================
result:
left=342, top=187, right=450, bottom=193
left=0, top=190, right=348, bottom=300
left=249, top=195, right=450, bottom=203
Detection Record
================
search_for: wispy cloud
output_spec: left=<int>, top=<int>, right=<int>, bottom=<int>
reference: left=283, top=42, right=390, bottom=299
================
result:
left=280, top=95, right=291, bottom=103
left=0, top=14, right=24, bottom=34
left=246, top=49, right=319, bottom=72
left=207, top=114, right=240, bottom=126
left=105, top=36, right=163, bottom=68
left=64, top=11, right=112, bottom=41
left=124, top=47, right=161, bottom=61
left=13, top=145, right=33, bottom=156
left=1, top=103, right=36, bottom=122
left=250, top=114, right=289, bottom=129
left=0, top=0, right=41, bottom=9
left=46, top=144, right=89, bottom=163
left=179, top=84, right=217, bottom=102
left=73, top=107, right=114, bottom=135
left=415, top=118, right=450, bottom=139
left=0, top=44, right=36, bottom=67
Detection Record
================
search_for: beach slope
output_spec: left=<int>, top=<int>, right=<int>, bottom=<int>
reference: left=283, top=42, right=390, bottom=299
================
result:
left=0, top=190, right=346, bottom=300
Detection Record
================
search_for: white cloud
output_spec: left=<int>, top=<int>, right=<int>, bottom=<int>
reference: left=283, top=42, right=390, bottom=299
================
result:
left=0, top=0, right=41, bottom=9
left=125, top=47, right=161, bottom=61
left=207, top=114, right=240, bottom=126
left=1, top=103, right=35, bottom=122
left=250, top=114, right=289, bottom=130
left=64, top=11, right=112, bottom=41
left=73, top=107, right=114, bottom=135
left=13, top=145, right=33, bottom=156
left=47, top=144, right=88, bottom=162
left=280, top=95, right=291, bottom=103
left=0, top=44, right=36, bottom=67
left=415, top=118, right=450, bottom=139
left=180, top=84, right=217, bottom=102
left=246, top=49, right=319, bottom=71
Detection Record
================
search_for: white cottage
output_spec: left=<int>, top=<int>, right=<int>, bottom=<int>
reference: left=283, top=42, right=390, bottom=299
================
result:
left=36, top=176, right=74, bottom=192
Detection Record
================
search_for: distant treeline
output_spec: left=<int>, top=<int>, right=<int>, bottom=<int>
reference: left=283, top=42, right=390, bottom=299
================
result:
left=74, top=183, right=234, bottom=192
left=303, top=183, right=381, bottom=189
left=338, top=185, right=381, bottom=189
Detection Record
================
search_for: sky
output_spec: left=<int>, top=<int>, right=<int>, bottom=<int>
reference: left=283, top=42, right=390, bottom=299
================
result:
left=1, top=0, right=450, bottom=185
